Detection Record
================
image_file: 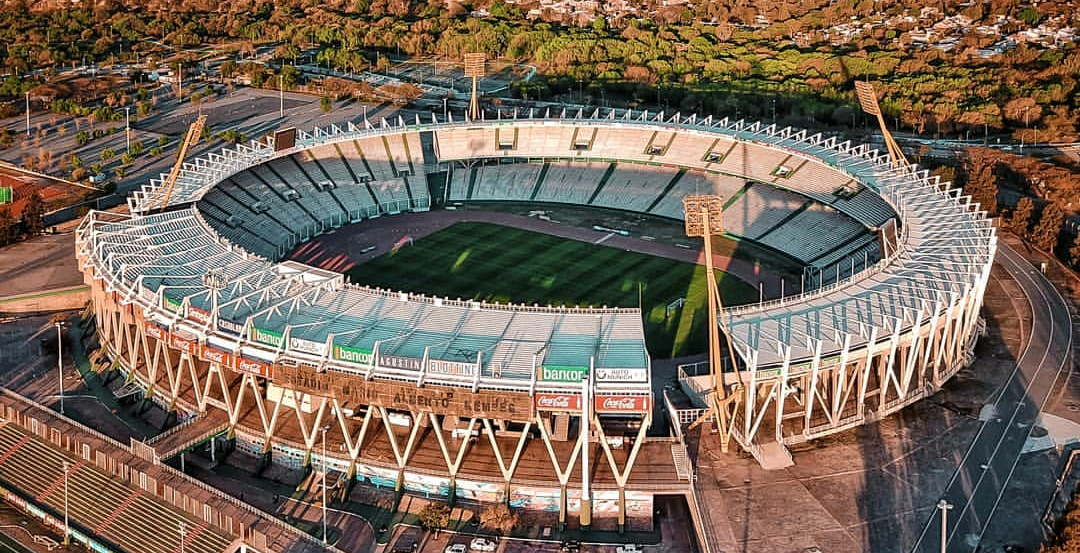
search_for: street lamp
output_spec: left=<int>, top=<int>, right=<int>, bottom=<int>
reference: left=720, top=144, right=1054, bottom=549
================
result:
left=25, top=90, right=30, bottom=137
left=320, top=424, right=331, bottom=545
left=278, top=74, right=284, bottom=119
left=443, top=97, right=448, bottom=119
left=62, top=461, right=70, bottom=545
left=124, top=106, right=131, bottom=154
left=56, top=321, right=64, bottom=415
left=937, top=499, right=952, bottom=553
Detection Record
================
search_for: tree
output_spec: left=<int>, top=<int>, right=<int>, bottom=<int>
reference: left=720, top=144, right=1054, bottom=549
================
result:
left=0, top=207, right=15, bottom=246
left=21, top=192, right=45, bottom=236
left=1008, top=197, right=1034, bottom=236
left=1070, top=234, right=1080, bottom=269
left=479, top=503, right=519, bottom=536
left=1031, top=202, right=1065, bottom=252
left=417, top=503, right=450, bottom=536
left=320, top=95, right=333, bottom=114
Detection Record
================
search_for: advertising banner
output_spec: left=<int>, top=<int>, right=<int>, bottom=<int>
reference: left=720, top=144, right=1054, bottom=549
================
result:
left=162, top=295, right=182, bottom=314
left=216, top=318, right=243, bottom=336
left=235, top=356, right=272, bottom=378
left=289, top=337, right=327, bottom=357
left=537, top=364, right=588, bottom=383
left=168, top=332, right=201, bottom=356
left=188, top=306, right=212, bottom=326
left=333, top=344, right=373, bottom=365
left=201, top=346, right=236, bottom=369
left=378, top=353, right=422, bottom=372
left=250, top=326, right=283, bottom=348
left=144, top=321, right=166, bottom=340
left=534, top=393, right=582, bottom=412
left=594, top=367, right=649, bottom=383
left=594, top=395, right=651, bottom=413
left=427, top=358, right=475, bottom=377
left=138, top=287, right=157, bottom=304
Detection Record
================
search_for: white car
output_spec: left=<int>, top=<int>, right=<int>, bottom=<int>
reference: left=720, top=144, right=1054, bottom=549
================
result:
left=469, top=537, right=497, bottom=551
left=616, top=545, right=643, bottom=553
left=444, top=545, right=468, bottom=553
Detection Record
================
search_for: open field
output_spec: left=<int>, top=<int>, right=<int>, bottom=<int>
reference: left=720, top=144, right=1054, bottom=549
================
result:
left=345, top=221, right=757, bottom=357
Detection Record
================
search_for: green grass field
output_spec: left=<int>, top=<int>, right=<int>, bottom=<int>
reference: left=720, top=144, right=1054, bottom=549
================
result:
left=345, top=222, right=758, bottom=358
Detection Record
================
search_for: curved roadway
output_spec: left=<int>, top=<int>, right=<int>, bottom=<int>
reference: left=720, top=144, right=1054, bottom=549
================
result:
left=912, top=242, right=1073, bottom=553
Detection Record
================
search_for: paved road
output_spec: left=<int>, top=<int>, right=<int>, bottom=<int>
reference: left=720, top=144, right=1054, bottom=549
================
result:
left=0, top=532, right=35, bottom=553
left=911, top=243, right=1073, bottom=552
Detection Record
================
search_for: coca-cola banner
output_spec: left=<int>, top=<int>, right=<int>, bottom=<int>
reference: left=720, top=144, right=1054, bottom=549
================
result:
left=534, top=393, right=582, bottom=412
left=168, top=332, right=201, bottom=356
left=144, top=321, right=167, bottom=340
left=594, top=367, right=649, bottom=383
left=201, top=346, right=236, bottom=369
left=235, top=356, right=273, bottom=378
left=188, top=306, right=212, bottom=326
left=594, top=395, right=651, bottom=413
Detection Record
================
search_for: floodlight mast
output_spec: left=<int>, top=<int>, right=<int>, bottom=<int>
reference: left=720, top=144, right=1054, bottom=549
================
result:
left=682, top=195, right=744, bottom=453
left=152, top=114, right=208, bottom=212
left=855, top=81, right=909, bottom=169
left=464, top=53, right=486, bottom=121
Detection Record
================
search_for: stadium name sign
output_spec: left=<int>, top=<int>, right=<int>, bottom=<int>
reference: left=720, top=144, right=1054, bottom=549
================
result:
left=275, top=365, right=530, bottom=417
left=594, top=367, right=648, bottom=383
left=537, top=365, right=588, bottom=383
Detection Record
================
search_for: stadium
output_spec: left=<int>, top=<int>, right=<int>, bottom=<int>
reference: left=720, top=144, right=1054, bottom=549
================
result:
left=74, top=109, right=996, bottom=539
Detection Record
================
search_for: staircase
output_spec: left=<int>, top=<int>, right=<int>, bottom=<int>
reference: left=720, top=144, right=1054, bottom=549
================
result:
left=670, top=443, right=691, bottom=480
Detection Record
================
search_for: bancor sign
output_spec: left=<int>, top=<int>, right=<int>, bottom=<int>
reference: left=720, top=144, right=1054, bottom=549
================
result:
left=537, top=365, right=588, bottom=383
left=333, top=344, right=372, bottom=365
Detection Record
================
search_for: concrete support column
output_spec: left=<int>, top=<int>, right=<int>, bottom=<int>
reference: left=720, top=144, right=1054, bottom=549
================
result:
left=617, top=487, right=626, bottom=534
left=558, top=483, right=568, bottom=530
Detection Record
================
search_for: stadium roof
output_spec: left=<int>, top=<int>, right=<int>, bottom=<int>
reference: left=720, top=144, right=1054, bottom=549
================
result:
left=90, top=108, right=994, bottom=383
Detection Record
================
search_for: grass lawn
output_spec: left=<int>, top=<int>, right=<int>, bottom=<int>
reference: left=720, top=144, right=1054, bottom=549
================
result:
left=345, top=222, right=757, bottom=358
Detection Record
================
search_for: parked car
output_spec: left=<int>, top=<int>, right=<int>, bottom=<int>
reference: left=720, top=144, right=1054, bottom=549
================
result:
left=444, top=545, right=468, bottom=553
left=559, top=540, right=581, bottom=552
left=469, top=537, right=497, bottom=551
left=616, top=545, right=643, bottom=553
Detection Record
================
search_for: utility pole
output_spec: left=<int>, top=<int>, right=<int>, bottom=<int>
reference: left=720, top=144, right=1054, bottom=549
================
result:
left=125, top=106, right=131, bottom=154
left=278, top=73, right=284, bottom=118
left=25, top=90, right=30, bottom=137
left=179, top=521, right=186, bottom=553
left=56, top=321, right=64, bottom=415
left=63, top=461, right=70, bottom=545
left=937, top=499, right=952, bottom=553
left=321, top=425, right=331, bottom=545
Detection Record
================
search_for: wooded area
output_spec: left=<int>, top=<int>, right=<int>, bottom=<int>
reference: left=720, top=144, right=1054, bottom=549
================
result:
left=0, top=0, right=1076, bottom=141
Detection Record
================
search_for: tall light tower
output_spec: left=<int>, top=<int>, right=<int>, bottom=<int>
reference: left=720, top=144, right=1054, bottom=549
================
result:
left=683, top=195, right=744, bottom=453
left=464, top=53, right=486, bottom=121
left=855, top=81, right=908, bottom=169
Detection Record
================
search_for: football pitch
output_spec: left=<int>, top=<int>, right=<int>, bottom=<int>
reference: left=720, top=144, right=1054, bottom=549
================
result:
left=345, top=222, right=758, bottom=358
